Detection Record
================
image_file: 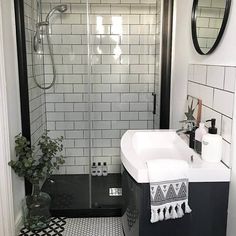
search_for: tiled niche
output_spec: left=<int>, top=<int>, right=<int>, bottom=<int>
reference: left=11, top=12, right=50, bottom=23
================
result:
left=40, top=0, right=161, bottom=174
left=188, top=64, right=236, bottom=167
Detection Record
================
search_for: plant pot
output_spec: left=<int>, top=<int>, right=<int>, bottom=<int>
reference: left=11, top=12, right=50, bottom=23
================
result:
left=22, top=181, right=51, bottom=231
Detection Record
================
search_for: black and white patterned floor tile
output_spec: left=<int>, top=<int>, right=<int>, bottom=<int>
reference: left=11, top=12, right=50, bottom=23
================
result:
left=62, top=217, right=124, bottom=236
left=19, top=217, right=67, bottom=236
left=19, top=217, right=123, bottom=236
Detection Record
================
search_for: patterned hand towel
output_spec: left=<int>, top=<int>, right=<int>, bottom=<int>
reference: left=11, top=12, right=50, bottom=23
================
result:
left=146, top=159, right=192, bottom=223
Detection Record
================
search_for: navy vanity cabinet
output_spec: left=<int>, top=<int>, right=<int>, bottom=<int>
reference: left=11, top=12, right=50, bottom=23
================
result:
left=121, top=168, right=229, bottom=236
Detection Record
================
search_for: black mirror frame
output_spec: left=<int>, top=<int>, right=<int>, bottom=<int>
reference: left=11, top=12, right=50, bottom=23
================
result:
left=191, top=0, right=231, bottom=55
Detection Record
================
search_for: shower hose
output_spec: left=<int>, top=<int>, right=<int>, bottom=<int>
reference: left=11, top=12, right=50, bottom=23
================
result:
left=32, top=24, right=56, bottom=90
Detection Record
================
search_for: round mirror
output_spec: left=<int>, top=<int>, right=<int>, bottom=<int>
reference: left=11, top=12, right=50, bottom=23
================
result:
left=191, top=0, right=231, bottom=55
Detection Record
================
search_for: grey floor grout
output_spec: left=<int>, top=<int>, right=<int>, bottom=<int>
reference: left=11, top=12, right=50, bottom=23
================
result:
left=62, top=217, right=124, bottom=236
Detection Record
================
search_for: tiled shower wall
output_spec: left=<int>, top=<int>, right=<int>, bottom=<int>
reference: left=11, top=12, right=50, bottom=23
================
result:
left=24, top=0, right=46, bottom=148
left=196, top=0, right=225, bottom=53
left=41, top=0, right=161, bottom=174
left=188, top=64, right=236, bottom=167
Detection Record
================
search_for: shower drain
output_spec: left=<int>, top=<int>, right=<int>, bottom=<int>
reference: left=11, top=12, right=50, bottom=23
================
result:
left=109, top=188, right=122, bottom=196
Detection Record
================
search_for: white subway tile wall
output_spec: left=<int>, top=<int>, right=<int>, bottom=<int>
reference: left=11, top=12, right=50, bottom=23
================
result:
left=188, top=64, right=236, bottom=167
left=41, top=0, right=161, bottom=174
left=24, top=0, right=47, bottom=149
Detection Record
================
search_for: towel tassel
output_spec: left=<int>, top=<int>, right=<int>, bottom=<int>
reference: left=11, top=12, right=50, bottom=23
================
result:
left=185, top=201, right=192, bottom=213
left=165, top=206, right=171, bottom=220
left=177, top=204, right=184, bottom=218
left=171, top=205, right=178, bottom=219
left=156, top=209, right=160, bottom=222
left=150, top=209, right=155, bottom=223
left=151, top=209, right=159, bottom=223
left=151, top=209, right=160, bottom=223
left=159, top=208, right=164, bottom=221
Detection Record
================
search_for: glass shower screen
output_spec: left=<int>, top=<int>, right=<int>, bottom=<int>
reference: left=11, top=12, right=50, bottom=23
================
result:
left=23, top=0, right=161, bottom=215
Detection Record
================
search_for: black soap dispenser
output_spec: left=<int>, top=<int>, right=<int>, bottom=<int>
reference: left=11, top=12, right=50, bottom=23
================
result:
left=206, top=118, right=217, bottom=134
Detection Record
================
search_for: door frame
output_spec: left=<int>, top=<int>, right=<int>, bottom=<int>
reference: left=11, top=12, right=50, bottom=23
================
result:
left=0, top=1, right=16, bottom=235
left=14, top=0, right=32, bottom=195
left=159, top=0, right=174, bottom=129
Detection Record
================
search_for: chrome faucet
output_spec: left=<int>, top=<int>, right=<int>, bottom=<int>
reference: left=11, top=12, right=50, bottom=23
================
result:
left=176, top=119, right=196, bottom=135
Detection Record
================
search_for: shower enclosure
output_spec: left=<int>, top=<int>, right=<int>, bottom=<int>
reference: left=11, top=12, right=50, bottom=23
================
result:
left=15, top=0, right=172, bottom=216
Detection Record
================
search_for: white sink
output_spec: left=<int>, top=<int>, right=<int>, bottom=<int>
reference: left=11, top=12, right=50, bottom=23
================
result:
left=121, top=130, right=230, bottom=183
left=131, top=130, right=194, bottom=160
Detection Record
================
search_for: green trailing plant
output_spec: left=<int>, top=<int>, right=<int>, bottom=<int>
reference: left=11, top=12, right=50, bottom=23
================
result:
left=9, top=132, right=65, bottom=184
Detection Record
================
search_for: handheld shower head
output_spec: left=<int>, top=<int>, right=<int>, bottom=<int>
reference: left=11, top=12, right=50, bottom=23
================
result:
left=55, top=4, right=67, bottom=13
left=46, top=4, right=68, bottom=22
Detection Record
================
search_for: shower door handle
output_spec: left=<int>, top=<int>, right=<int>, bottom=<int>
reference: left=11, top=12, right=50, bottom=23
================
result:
left=152, top=92, right=157, bottom=115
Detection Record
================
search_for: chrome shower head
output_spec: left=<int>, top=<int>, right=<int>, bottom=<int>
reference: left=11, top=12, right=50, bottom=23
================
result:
left=56, top=4, right=67, bottom=13
left=46, top=4, right=68, bottom=22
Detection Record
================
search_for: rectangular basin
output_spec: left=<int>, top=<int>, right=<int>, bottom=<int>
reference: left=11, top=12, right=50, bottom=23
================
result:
left=121, top=130, right=230, bottom=183
left=132, top=130, right=194, bottom=160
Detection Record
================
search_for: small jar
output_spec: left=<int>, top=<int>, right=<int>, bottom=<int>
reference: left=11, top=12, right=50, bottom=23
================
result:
left=97, top=162, right=102, bottom=176
left=91, top=162, right=97, bottom=176
left=102, top=162, right=108, bottom=176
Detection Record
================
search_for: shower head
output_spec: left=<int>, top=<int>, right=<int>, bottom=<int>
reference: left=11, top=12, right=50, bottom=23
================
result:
left=46, top=4, right=68, bottom=22
left=55, top=4, right=67, bottom=12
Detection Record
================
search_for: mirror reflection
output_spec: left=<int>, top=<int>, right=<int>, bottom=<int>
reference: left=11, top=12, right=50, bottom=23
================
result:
left=194, top=0, right=227, bottom=54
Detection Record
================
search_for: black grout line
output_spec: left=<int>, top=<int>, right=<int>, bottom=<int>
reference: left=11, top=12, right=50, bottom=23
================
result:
left=188, top=80, right=235, bottom=94
left=202, top=104, right=233, bottom=120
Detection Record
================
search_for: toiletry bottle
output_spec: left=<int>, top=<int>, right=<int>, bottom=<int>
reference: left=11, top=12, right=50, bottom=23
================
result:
left=194, top=122, right=207, bottom=154
left=202, top=119, right=223, bottom=163
left=102, top=162, right=108, bottom=176
left=97, top=162, right=102, bottom=176
left=91, top=162, right=97, bottom=176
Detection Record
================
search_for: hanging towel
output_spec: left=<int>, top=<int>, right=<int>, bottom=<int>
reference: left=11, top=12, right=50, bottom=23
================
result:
left=146, top=159, right=192, bottom=223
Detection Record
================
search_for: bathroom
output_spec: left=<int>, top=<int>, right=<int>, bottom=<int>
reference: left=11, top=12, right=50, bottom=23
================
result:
left=0, top=0, right=236, bottom=235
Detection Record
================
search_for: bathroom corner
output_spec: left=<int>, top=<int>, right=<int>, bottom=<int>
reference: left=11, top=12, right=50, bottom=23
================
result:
left=171, top=1, right=236, bottom=235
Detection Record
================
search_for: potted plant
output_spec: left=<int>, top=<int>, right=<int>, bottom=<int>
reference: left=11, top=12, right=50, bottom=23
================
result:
left=9, top=132, right=65, bottom=231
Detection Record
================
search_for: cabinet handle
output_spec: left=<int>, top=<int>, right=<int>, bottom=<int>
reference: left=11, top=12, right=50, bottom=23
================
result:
left=152, top=92, right=157, bottom=115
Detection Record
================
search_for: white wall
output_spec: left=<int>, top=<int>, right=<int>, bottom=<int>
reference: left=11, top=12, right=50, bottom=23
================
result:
left=1, top=0, right=25, bottom=230
left=171, top=0, right=236, bottom=129
left=171, top=1, right=236, bottom=236
left=227, top=98, right=236, bottom=236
